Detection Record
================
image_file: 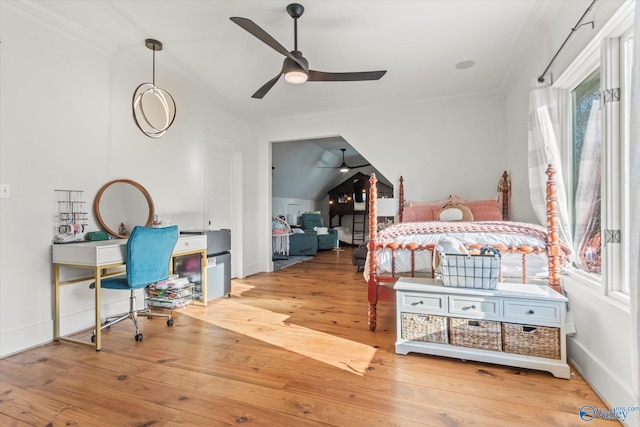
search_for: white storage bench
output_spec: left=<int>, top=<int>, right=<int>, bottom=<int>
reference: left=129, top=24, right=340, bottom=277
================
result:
left=394, top=277, right=570, bottom=379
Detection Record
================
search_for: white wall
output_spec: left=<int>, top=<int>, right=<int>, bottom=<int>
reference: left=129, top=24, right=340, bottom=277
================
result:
left=266, top=92, right=509, bottom=210
left=272, top=197, right=318, bottom=225
left=0, top=6, right=267, bottom=356
left=503, top=0, right=636, bottom=418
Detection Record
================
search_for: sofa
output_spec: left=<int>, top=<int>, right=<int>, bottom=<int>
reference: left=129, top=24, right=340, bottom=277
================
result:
left=289, top=231, right=318, bottom=256
left=300, top=213, right=338, bottom=251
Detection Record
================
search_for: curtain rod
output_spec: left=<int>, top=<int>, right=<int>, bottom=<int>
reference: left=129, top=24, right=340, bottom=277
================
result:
left=537, top=0, right=598, bottom=83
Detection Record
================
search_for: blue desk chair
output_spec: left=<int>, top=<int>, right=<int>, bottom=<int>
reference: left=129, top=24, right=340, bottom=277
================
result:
left=91, top=225, right=179, bottom=343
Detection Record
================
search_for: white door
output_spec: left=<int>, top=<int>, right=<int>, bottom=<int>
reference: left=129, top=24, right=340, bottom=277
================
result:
left=205, top=135, right=242, bottom=279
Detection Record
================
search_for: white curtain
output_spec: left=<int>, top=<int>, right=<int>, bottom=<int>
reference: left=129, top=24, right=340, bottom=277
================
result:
left=527, top=79, right=573, bottom=254
left=629, top=0, right=640, bottom=409
left=573, top=100, right=601, bottom=271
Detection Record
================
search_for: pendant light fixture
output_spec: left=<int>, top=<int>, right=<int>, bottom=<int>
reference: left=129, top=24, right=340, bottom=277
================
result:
left=132, top=39, right=176, bottom=139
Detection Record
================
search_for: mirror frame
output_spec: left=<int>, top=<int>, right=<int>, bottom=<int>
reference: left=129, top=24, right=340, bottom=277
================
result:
left=94, top=179, right=155, bottom=239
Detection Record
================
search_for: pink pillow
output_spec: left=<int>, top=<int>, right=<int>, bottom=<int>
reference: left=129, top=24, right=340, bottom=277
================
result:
left=464, top=198, right=503, bottom=221
left=408, top=198, right=449, bottom=207
left=403, top=204, right=442, bottom=222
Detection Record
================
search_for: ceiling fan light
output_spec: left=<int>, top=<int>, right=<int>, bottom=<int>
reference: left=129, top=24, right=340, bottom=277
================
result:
left=285, top=70, right=308, bottom=84
left=340, top=165, right=350, bottom=173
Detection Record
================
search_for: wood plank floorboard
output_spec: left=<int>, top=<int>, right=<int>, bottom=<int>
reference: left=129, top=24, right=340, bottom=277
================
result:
left=0, top=248, right=617, bottom=426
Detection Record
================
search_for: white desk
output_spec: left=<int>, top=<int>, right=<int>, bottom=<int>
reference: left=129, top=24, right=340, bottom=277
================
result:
left=52, top=235, right=207, bottom=351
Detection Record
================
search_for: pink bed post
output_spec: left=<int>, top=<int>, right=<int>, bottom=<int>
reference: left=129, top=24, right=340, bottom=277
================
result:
left=546, top=164, right=562, bottom=293
left=367, top=173, right=379, bottom=331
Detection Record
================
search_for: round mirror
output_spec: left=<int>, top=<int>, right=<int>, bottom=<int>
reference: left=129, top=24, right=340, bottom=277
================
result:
left=94, top=179, right=155, bottom=239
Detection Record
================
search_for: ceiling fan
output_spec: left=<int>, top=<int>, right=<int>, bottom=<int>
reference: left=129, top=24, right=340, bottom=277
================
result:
left=319, top=148, right=370, bottom=173
left=230, top=3, right=387, bottom=99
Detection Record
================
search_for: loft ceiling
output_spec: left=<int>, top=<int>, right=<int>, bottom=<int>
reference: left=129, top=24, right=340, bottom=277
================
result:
left=272, top=136, right=392, bottom=201
left=25, top=0, right=561, bottom=123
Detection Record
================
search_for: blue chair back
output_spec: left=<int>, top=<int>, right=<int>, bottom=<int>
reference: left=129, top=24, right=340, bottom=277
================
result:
left=301, top=213, right=323, bottom=231
left=126, top=225, right=179, bottom=288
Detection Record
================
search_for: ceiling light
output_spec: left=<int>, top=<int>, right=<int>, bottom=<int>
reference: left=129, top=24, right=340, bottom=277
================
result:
left=455, top=60, right=475, bottom=70
left=340, top=164, right=350, bottom=173
left=285, top=70, right=308, bottom=84
left=132, top=39, right=176, bottom=139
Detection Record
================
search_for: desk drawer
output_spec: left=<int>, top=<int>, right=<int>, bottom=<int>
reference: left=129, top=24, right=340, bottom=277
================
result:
left=173, top=236, right=206, bottom=255
left=449, top=296, right=500, bottom=319
left=503, top=299, right=561, bottom=325
left=399, top=292, right=447, bottom=315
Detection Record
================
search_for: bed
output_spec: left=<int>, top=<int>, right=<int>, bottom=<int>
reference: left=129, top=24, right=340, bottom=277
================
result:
left=334, top=225, right=365, bottom=246
left=365, top=165, right=569, bottom=332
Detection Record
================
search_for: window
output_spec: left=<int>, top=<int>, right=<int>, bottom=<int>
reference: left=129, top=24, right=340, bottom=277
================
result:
left=555, top=3, right=634, bottom=300
left=571, top=70, right=601, bottom=274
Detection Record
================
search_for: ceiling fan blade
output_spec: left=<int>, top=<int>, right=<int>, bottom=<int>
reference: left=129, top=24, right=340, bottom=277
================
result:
left=230, top=17, right=308, bottom=73
left=307, top=70, right=387, bottom=82
left=252, top=72, right=283, bottom=99
left=350, top=163, right=371, bottom=169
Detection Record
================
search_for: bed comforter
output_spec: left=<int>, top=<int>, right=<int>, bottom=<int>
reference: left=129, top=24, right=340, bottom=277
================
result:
left=368, top=221, right=570, bottom=280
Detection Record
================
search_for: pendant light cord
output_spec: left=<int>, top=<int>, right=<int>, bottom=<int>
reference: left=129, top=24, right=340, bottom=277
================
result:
left=152, top=46, right=156, bottom=86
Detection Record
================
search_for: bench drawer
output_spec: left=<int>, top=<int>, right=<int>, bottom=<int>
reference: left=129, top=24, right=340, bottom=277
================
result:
left=449, top=296, right=500, bottom=320
left=503, top=299, right=561, bottom=325
left=399, top=293, right=447, bottom=315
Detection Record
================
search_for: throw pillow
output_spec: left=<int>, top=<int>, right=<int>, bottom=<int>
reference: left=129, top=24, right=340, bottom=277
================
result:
left=315, top=226, right=329, bottom=235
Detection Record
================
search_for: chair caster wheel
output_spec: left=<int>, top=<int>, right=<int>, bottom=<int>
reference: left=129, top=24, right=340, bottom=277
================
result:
left=135, top=333, right=143, bottom=341
left=167, top=319, right=174, bottom=327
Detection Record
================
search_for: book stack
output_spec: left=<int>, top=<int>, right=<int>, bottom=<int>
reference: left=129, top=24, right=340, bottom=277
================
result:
left=146, top=274, right=194, bottom=309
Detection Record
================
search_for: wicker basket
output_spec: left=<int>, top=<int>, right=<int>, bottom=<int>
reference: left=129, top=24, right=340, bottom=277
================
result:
left=401, top=312, right=448, bottom=344
left=502, top=323, right=561, bottom=359
left=449, top=317, right=502, bottom=351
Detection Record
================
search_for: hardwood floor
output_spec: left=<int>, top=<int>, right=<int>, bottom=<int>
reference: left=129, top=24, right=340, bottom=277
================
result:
left=1, top=248, right=616, bottom=426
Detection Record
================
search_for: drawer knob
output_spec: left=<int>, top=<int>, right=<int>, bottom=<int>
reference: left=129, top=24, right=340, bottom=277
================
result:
left=528, top=309, right=535, bottom=315
left=462, top=304, right=476, bottom=311
left=411, top=300, right=424, bottom=306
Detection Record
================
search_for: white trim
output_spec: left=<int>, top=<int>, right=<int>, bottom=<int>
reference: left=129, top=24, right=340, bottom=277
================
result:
left=601, top=37, right=623, bottom=296
left=554, top=0, right=636, bottom=88
left=620, top=28, right=635, bottom=296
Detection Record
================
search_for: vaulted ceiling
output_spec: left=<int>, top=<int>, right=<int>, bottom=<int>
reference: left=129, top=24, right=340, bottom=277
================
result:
left=272, top=136, right=392, bottom=200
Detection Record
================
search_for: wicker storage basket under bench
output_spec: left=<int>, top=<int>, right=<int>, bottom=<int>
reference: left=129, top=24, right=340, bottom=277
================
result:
left=401, top=312, right=448, bottom=344
left=394, top=277, right=570, bottom=379
left=502, top=323, right=561, bottom=359
left=449, top=318, right=502, bottom=351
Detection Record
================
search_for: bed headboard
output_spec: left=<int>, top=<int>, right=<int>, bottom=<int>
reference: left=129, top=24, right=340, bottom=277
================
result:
left=398, top=171, right=511, bottom=222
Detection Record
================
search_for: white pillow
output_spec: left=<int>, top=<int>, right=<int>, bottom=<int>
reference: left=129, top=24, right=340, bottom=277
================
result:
left=314, top=226, right=329, bottom=235
left=439, top=208, right=464, bottom=221
left=292, top=228, right=305, bottom=234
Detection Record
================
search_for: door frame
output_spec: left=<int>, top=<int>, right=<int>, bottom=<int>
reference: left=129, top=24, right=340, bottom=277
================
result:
left=203, top=132, right=243, bottom=279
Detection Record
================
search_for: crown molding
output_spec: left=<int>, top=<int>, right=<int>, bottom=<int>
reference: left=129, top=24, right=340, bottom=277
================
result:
left=1, top=0, right=120, bottom=55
